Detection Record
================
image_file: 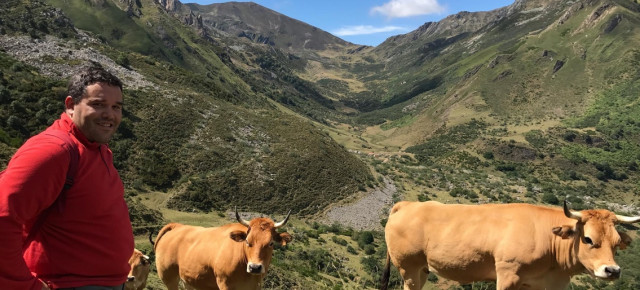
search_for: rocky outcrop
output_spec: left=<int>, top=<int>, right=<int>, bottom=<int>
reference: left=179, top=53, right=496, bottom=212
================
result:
left=0, top=35, right=155, bottom=89
left=494, top=70, right=513, bottom=81
left=463, top=64, right=483, bottom=80
left=184, top=11, right=203, bottom=29
left=553, top=59, right=565, bottom=73
left=238, top=31, right=274, bottom=46
left=557, top=1, right=585, bottom=25
left=587, top=3, right=613, bottom=24
left=488, top=54, right=515, bottom=69
left=120, top=0, right=142, bottom=18
left=157, top=0, right=181, bottom=12
left=603, top=14, right=622, bottom=33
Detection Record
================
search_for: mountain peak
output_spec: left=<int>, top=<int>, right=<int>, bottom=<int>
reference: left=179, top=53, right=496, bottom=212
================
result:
left=177, top=1, right=351, bottom=52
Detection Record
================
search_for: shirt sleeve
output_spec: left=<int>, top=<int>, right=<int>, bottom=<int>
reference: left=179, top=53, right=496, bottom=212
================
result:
left=0, top=137, right=71, bottom=290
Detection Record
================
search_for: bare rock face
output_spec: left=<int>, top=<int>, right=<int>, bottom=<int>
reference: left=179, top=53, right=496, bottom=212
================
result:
left=557, top=1, right=585, bottom=25
left=553, top=60, right=565, bottom=73
left=157, top=0, right=181, bottom=12
left=603, top=14, right=622, bottom=33
left=587, top=3, right=613, bottom=24
left=120, top=0, right=143, bottom=18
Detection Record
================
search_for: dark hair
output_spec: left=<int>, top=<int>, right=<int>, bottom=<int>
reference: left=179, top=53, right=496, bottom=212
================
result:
left=67, top=64, right=123, bottom=103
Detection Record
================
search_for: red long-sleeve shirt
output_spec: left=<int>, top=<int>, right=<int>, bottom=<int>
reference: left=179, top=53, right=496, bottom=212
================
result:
left=0, top=113, right=134, bottom=290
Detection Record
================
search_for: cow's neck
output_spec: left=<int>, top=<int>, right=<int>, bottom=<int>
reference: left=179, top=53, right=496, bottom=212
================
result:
left=551, top=220, right=584, bottom=276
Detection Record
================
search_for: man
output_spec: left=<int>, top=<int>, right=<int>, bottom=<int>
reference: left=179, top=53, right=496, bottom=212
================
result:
left=0, top=65, right=134, bottom=290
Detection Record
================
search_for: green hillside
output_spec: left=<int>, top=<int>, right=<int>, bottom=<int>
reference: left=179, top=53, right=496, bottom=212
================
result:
left=0, top=0, right=374, bottom=219
left=2, top=0, right=640, bottom=288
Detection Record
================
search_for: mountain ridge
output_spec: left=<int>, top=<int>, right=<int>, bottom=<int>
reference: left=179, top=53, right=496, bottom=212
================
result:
left=3, top=0, right=640, bottom=288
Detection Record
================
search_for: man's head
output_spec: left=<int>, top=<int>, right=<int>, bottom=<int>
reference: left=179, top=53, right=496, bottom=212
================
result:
left=65, top=65, right=123, bottom=144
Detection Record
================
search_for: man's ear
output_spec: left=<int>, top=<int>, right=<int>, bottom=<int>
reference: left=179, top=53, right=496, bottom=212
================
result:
left=618, top=231, right=632, bottom=250
left=65, top=96, right=75, bottom=114
left=552, top=225, right=575, bottom=239
left=230, top=230, right=247, bottom=242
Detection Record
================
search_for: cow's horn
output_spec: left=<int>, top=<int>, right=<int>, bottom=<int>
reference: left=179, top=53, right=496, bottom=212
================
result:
left=235, top=207, right=250, bottom=227
left=274, top=210, right=292, bottom=228
left=563, top=200, right=582, bottom=220
left=615, top=214, right=640, bottom=224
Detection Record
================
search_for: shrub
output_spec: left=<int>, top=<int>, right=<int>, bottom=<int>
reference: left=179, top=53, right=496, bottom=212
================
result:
left=357, top=231, right=374, bottom=249
left=542, top=192, right=559, bottom=205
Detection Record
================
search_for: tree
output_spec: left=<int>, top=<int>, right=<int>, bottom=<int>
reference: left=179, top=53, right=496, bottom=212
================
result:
left=542, top=192, right=559, bottom=205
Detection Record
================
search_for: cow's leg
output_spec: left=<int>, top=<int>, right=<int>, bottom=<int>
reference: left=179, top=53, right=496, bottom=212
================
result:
left=182, top=281, right=198, bottom=290
left=215, top=277, right=230, bottom=290
left=159, top=275, right=180, bottom=290
left=418, top=268, right=429, bottom=289
left=542, top=274, right=570, bottom=290
left=398, top=267, right=424, bottom=290
left=495, top=261, right=521, bottom=290
left=156, top=265, right=181, bottom=290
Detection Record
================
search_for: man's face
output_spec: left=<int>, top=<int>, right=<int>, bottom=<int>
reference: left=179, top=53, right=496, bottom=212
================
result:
left=66, top=82, right=123, bottom=144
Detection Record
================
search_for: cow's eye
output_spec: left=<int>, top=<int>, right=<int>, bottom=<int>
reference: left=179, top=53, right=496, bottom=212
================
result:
left=584, top=237, right=593, bottom=245
left=269, top=241, right=275, bottom=247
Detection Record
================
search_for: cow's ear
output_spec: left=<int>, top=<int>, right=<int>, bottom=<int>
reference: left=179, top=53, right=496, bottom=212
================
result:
left=230, top=230, right=247, bottom=242
left=552, top=225, right=575, bottom=239
left=618, top=231, right=632, bottom=250
left=278, top=232, right=293, bottom=246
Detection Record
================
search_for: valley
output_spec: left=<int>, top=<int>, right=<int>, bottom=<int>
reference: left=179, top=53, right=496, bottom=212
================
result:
left=2, top=0, right=640, bottom=288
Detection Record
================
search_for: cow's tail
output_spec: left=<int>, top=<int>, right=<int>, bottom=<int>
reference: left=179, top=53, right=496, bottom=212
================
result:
left=380, top=250, right=391, bottom=290
left=152, top=223, right=180, bottom=252
left=148, top=228, right=155, bottom=248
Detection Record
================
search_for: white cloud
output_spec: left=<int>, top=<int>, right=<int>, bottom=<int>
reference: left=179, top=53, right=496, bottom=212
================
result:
left=371, top=0, right=445, bottom=19
left=333, top=25, right=407, bottom=36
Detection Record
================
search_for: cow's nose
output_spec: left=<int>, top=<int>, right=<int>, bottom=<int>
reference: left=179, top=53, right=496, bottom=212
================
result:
left=605, top=266, right=620, bottom=278
left=248, top=263, right=263, bottom=274
left=127, top=276, right=135, bottom=282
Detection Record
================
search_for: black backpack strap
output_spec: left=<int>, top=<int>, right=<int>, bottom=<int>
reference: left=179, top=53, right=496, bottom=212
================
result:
left=23, top=130, right=79, bottom=250
left=42, top=130, right=79, bottom=190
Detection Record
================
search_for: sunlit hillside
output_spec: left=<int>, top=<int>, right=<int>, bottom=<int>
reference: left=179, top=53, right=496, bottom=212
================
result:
left=1, top=0, right=640, bottom=288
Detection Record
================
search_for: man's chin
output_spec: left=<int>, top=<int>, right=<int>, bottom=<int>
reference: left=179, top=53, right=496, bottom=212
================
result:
left=89, top=134, right=115, bottom=144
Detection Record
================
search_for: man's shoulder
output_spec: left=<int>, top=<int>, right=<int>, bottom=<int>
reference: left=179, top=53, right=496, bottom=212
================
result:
left=29, top=129, right=76, bottom=145
left=20, top=130, right=79, bottom=158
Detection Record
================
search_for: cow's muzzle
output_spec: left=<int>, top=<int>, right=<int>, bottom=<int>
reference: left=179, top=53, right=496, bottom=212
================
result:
left=247, top=263, right=264, bottom=274
left=604, top=266, right=621, bottom=279
left=127, top=276, right=135, bottom=282
left=595, top=265, right=621, bottom=279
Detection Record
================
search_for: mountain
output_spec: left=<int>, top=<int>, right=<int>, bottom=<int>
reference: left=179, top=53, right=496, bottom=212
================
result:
left=3, top=0, right=640, bottom=288
left=1, top=0, right=639, bottom=227
left=182, top=1, right=352, bottom=52
left=0, top=0, right=373, bottom=218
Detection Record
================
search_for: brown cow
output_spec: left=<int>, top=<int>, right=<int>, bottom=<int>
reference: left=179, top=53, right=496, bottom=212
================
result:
left=153, top=209, right=293, bottom=290
left=381, top=201, right=639, bottom=290
left=125, top=248, right=151, bottom=290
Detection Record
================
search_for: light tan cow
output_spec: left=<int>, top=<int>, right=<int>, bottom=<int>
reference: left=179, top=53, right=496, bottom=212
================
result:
left=380, top=201, right=638, bottom=290
left=153, top=209, right=292, bottom=290
left=125, top=248, right=151, bottom=290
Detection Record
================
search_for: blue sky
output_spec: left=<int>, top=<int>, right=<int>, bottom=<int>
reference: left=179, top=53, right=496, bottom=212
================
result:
left=187, top=0, right=515, bottom=46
